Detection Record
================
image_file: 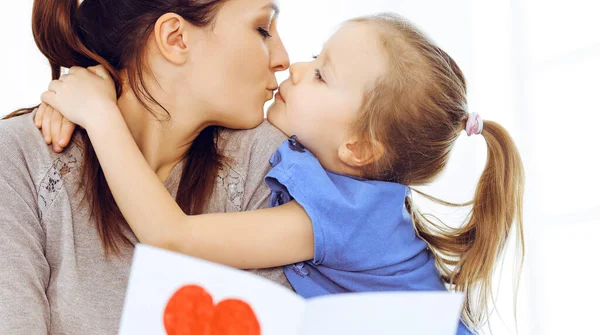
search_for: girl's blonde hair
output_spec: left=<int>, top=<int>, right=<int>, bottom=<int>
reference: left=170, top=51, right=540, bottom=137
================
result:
left=351, top=13, right=525, bottom=330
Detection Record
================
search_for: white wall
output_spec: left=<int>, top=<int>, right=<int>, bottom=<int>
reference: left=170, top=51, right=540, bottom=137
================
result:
left=1, top=1, right=599, bottom=334
left=0, top=2, right=50, bottom=114
left=508, top=1, right=600, bottom=334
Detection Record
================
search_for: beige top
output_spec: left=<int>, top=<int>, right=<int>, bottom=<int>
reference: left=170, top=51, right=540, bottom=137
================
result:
left=0, top=111, right=291, bottom=335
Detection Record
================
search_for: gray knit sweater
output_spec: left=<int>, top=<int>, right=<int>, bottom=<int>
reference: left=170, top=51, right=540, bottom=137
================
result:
left=0, top=111, right=291, bottom=334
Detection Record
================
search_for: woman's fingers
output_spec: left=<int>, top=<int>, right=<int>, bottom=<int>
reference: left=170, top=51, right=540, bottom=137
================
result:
left=50, top=108, right=64, bottom=152
left=58, top=119, right=76, bottom=148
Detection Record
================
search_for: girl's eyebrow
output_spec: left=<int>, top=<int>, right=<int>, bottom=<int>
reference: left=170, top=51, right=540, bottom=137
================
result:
left=322, top=53, right=339, bottom=83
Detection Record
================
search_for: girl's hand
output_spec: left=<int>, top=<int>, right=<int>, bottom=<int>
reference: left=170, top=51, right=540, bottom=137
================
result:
left=40, top=65, right=118, bottom=130
left=35, top=103, right=76, bottom=153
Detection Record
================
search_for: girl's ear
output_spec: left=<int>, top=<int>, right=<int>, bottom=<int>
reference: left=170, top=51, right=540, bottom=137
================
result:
left=338, top=137, right=385, bottom=168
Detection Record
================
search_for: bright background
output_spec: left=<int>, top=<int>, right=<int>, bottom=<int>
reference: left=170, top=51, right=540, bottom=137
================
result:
left=1, top=1, right=599, bottom=334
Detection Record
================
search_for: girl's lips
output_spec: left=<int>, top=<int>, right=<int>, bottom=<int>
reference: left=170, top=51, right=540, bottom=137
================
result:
left=275, top=91, right=285, bottom=103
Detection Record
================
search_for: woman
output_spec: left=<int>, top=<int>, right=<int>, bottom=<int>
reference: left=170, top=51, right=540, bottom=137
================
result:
left=0, top=0, right=290, bottom=334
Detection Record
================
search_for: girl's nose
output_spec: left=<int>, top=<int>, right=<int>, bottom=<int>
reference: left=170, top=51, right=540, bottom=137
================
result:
left=290, top=62, right=311, bottom=85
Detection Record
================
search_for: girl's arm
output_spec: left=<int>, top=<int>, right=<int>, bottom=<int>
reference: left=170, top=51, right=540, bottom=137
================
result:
left=41, top=66, right=314, bottom=269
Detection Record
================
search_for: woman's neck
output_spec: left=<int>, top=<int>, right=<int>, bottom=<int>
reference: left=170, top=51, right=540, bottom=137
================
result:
left=116, top=90, right=203, bottom=182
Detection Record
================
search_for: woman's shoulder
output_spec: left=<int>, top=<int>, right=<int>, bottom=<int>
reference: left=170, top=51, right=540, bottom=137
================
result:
left=1, top=110, right=83, bottom=160
left=0, top=110, right=84, bottom=202
left=218, top=120, right=287, bottom=164
left=0, top=111, right=52, bottom=165
left=207, top=121, right=287, bottom=212
left=219, top=120, right=287, bottom=152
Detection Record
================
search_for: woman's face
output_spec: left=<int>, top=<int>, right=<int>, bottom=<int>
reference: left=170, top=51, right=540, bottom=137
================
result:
left=186, top=0, right=290, bottom=130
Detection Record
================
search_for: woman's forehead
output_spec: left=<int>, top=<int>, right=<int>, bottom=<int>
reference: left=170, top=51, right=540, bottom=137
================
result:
left=221, top=0, right=279, bottom=16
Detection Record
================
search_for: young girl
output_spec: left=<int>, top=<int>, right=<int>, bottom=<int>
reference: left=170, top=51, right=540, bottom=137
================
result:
left=41, top=13, right=524, bottom=334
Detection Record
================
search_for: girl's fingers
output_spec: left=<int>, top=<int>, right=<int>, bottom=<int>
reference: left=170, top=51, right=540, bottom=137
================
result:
left=88, top=65, right=111, bottom=80
left=58, top=73, right=71, bottom=82
left=35, top=103, right=47, bottom=129
left=68, top=66, right=84, bottom=74
left=58, top=119, right=76, bottom=148
left=50, top=108, right=64, bottom=152
left=40, top=91, right=58, bottom=110
left=41, top=105, right=53, bottom=145
left=47, top=79, right=62, bottom=93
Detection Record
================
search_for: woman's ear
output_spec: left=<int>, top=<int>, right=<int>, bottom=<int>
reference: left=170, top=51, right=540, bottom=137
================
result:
left=153, top=13, right=189, bottom=65
left=338, top=137, right=385, bottom=168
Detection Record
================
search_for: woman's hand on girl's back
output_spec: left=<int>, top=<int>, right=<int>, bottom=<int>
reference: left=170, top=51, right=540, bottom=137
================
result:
left=40, top=65, right=118, bottom=131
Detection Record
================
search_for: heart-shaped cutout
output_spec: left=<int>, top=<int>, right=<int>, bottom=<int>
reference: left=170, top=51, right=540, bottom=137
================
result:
left=163, top=284, right=261, bottom=335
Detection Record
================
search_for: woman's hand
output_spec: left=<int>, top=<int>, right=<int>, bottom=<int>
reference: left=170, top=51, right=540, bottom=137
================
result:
left=40, top=65, right=118, bottom=130
left=35, top=103, right=76, bottom=153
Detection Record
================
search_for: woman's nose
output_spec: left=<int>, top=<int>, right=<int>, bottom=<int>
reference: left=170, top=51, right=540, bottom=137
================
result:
left=269, top=34, right=290, bottom=72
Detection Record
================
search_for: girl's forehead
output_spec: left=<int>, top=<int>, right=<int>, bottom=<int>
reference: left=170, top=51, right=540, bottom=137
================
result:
left=324, top=23, right=387, bottom=90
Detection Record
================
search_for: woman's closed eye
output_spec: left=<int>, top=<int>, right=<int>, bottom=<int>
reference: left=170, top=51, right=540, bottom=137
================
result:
left=257, top=27, right=272, bottom=39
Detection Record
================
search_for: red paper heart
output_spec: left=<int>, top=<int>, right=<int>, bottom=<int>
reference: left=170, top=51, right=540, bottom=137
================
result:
left=163, top=284, right=261, bottom=335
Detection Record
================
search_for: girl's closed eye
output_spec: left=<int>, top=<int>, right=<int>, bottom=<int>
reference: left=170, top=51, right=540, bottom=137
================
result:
left=314, top=68, right=326, bottom=83
left=311, top=55, right=326, bottom=83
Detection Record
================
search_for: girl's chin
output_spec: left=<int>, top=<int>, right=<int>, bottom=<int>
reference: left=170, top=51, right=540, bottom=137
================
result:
left=265, top=102, right=278, bottom=121
left=265, top=108, right=277, bottom=126
left=266, top=109, right=290, bottom=137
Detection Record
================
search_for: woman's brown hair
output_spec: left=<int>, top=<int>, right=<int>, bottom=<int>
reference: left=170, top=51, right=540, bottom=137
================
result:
left=4, top=0, right=227, bottom=256
left=351, top=14, right=525, bottom=331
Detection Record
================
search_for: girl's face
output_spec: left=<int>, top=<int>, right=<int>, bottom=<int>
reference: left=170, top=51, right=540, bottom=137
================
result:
left=186, top=0, right=290, bottom=129
left=266, top=22, right=387, bottom=170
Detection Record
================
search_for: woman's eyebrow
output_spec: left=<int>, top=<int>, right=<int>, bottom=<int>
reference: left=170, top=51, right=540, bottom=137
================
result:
left=261, top=2, right=280, bottom=18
